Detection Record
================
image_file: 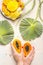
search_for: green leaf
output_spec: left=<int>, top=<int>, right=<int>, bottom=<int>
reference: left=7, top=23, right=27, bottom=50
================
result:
left=19, top=18, right=43, bottom=41
left=0, top=20, right=14, bottom=45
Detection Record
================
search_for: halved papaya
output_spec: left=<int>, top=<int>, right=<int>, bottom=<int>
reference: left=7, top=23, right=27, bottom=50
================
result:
left=23, top=42, right=32, bottom=57
left=12, top=39, right=21, bottom=53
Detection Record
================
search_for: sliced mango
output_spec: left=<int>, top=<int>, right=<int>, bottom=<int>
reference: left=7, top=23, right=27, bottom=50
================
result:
left=9, top=9, right=22, bottom=20
left=7, top=1, right=19, bottom=12
left=2, top=0, right=24, bottom=20
left=3, top=0, right=12, bottom=5
left=2, top=4, right=10, bottom=16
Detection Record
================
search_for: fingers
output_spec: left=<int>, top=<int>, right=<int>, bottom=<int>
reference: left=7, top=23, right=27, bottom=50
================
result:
left=11, top=40, right=35, bottom=65
left=23, top=46, right=35, bottom=65
left=10, top=38, right=22, bottom=55
left=27, top=47, right=35, bottom=65
left=11, top=43, right=21, bottom=62
left=29, top=47, right=35, bottom=62
left=11, top=43, right=19, bottom=56
left=29, top=46, right=35, bottom=57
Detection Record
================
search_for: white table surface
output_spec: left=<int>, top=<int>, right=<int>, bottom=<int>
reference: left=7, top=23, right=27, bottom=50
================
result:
left=0, top=0, right=43, bottom=65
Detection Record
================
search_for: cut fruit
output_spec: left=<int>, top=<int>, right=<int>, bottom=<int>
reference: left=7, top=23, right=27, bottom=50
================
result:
left=23, top=42, right=32, bottom=57
left=7, top=1, right=19, bottom=12
left=3, top=0, right=12, bottom=5
left=2, top=0, right=24, bottom=20
left=9, top=8, right=22, bottom=20
left=12, top=39, right=21, bottom=53
left=2, top=3, right=10, bottom=16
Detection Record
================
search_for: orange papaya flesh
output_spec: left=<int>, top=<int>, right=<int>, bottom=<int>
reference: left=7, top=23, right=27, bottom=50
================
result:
left=12, top=39, right=21, bottom=53
left=23, top=42, right=32, bottom=57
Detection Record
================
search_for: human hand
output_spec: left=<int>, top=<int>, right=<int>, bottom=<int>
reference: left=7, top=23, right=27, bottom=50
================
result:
left=11, top=39, right=35, bottom=65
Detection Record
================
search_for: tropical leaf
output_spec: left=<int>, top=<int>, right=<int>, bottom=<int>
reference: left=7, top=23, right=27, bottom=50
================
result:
left=0, top=20, right=14, bottom=45
left=19, top=18, right=43, bottom=40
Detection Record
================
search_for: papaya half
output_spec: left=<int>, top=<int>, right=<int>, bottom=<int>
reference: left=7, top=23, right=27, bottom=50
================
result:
left=12, top=39, right=22, bottom=53
left=23, top=42, right=32, bottom=57
left=11, top=39, right=32, bottom=56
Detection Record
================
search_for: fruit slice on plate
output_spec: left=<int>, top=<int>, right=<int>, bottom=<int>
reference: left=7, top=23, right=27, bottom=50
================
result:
left=9, top=8, right=22, bottom=20
left=23, top=42, right=32, bottom=57
left=0, top=20, right=14, bottom=45
left=3, top=0, right=12, bottom=5
left=12, top=39, right=21, bottom=53
left=2, top=0, right=24, bottom=20
left=2, top=3, right=10, bottom=16
left=7, top=1, right=19, bottom=12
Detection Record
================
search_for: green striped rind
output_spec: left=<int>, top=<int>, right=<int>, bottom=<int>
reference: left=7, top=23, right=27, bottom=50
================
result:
left=19, top=18, right=43, bottom=41
left=0, top=20, right=14, bottom=45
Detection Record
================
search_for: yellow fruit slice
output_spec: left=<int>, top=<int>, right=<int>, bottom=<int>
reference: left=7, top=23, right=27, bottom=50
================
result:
left=23, top=42, right=32, bottom=57
left=2, top=4, right=10, bottom=16
left=12, top=39, right=21, bottom=53
left=2, top=0, right=24, bottom=20
left=9, top=8, right=22, bottom=20
left=3, top=0, right=12, bottom=5
left=7, top=1, right=19, bottom=12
